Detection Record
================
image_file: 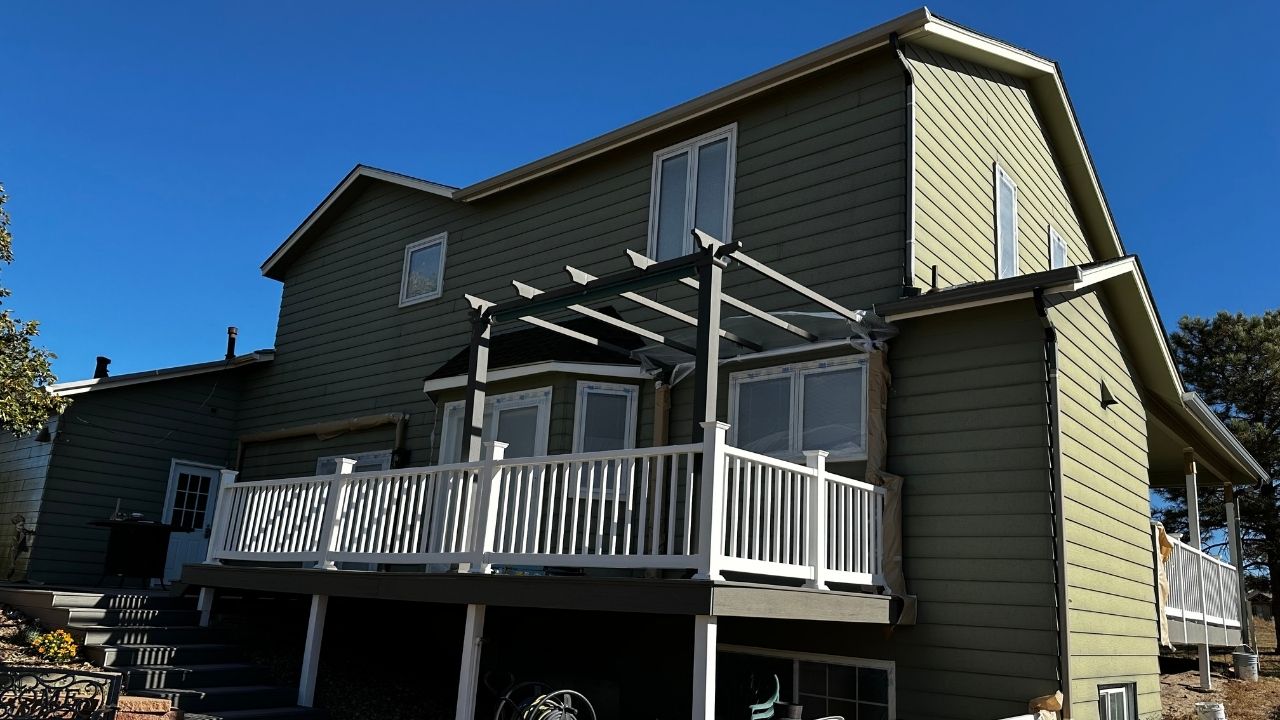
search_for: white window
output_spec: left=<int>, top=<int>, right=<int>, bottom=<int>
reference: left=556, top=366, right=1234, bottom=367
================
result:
left=995, top=165, right=1018, bottom=278
left=1049, top=226, right=1068, bottom=269
left=647, top=125, right=737, bottom=261
left=719, top=645, right=895, bottom=720
left=572, top=382, right=639, bottom=453
left=316, top=449, right=393, bottom=475
left=728, top=357, right=868, bottom=462
left=1098, top=684, right=1136, bottom=720
left=439, top=388, right=552, bottom=463
left=399, top=232, right=447, bottom=306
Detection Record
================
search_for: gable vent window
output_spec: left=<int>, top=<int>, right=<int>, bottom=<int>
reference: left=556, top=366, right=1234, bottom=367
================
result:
left=995, top=165, right=1018, bottom=279
left=648, top=125, right=737, bottom=261
left=1049, top=226, right=1068, bottom=269
left=399, top=232, right=447, bottom=306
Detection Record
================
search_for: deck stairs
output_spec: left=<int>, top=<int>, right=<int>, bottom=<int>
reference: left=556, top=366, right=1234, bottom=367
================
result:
left=0, top=586, right=319, bottom=720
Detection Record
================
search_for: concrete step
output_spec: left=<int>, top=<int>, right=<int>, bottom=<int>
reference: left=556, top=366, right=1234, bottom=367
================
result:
left=111, top=663, right=271, bottom=692
left=68, top=624, right=210, bottom=646
left=132, top=685, right=298, bottom=713
left=85, top=643, right=242, bottom=667
left=67, top=607, right=202, bottom=627
left=184, top=708, right=324, bottom=720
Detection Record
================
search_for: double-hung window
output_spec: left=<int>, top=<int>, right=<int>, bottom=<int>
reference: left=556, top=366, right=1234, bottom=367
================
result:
left=1049, top=226, right=1068, bottom=269
left=316, top=449, right=393, bottom=475
left=648, top=125, right=737, bottom=260
left=439, top=388, right=552, bottom=462
left=572, top=382, right=639, bottom=453
left=399, top=232, right=447, bottom=306
left=995, top=165, right=1018, bottom=278
left=728, top=357, right=868, bottom=462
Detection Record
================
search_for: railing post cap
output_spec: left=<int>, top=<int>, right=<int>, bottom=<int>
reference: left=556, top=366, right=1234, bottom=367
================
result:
left=802, top=450, right=830, bottom=459
left=700, top=421, right=731, bottom=432
left=482, top=441, right=510, bottom=449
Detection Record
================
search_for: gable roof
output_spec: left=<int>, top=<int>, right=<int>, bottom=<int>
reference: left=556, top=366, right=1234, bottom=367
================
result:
left=49, top=350, right=274, bottom=397
left=261, top=8, right=1126, bottom=280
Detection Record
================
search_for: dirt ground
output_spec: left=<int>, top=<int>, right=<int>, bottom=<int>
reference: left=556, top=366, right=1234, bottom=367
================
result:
left=1162, top=619, right=1280, bottom=720
left=0, top=607, right=98, bottom=671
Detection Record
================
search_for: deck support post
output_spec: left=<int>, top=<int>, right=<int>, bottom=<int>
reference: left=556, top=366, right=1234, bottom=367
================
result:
left=804, top=450, right=830, bottom=591
left=316, top=458, right=356, bottom=570
left=694, top=422, right=730, bottom=582
left=298, top=594, right=328, bottom=707
left=456, top=604, right=486, bottom=720
left=196, top=587, right=215, bottom=628
left=1185, top=450, right=1212, bottom=690
left=692, top=615, right=717, bottom=720
left=463, top=304, right=494, bottom=463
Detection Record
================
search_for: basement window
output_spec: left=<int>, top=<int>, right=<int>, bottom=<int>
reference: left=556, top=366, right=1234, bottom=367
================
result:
left=728, top=356, right=868, bottom=462
left=440, top=387, right=552, bottom=462
left=648, top=125, right=737, bottom=261
left=1098, top=684, right=1136, bottom=720
left=995, top=165, right=1018, bottom=278
left=399, top=232, right=447, bottom=306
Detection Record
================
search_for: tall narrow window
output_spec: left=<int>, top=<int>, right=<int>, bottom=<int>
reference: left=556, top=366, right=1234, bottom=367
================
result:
left=400, top=232, right=447, bottom=306
left=1049, top=226, right=1068, bottom=269
left=573, top=382, right=639, bottom=453
left=648, top=126, right=737, bottom=260
left=439, top=388, right=552, bottom=462
left=995, top=166, right=1018, bottom=278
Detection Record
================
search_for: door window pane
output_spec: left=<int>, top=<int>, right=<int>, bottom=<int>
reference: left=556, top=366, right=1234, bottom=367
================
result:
left=802, top=367, right=864, bottom=455
left=581, top=392, right=630, bottom=452
left=736, top=377, right=792, bottom=455
left=694, top=138, right=729, bottom=241
left=655, top=152, right=689, bottom=261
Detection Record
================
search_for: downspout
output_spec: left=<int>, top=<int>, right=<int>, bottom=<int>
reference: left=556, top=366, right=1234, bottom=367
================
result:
left=1035, top=288, right=1072, bottom=717
left=889, top=32, right=919, bottom=297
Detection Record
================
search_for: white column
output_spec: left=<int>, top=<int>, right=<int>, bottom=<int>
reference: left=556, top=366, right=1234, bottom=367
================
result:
left=196, top=587, right=215, bottom=628
left=804, top=450, right=829, bottom=591
left=316, top=458, right=357, bottom=570
left=694, top=422, right=730, bottom=581
left=456, top=604, right=487, bottom=720
left=1185, top=450, right=1211, bottom=690
left=692, top=615, right=718, bottom=720
left=298, top=594, right=329, bottom=707
left=204, top=469, right=239, bottom=564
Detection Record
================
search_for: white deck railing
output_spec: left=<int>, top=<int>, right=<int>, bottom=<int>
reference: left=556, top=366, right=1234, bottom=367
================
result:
left=1164, top=533, right=1241, bottom=629
left=205, top=424, right=885, bottom=589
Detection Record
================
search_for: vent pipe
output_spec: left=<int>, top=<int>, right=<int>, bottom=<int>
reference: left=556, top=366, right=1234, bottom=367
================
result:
left=225, top=327, right=238, bottom=360
left=93, top=356, right=111, bottom=379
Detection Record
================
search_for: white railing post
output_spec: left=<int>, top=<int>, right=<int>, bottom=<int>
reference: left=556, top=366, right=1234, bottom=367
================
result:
left=469, top=442, right=508, bottom=574
left=204, top=468, right=239, bottom=564
left=693, top=422, right=730, bottom=581
left=804, top=450, right=829, bottom=591
left=315, top=458, right=356, bottom=570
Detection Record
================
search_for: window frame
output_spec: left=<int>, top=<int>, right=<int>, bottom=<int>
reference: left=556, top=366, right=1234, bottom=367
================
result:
left=995, top=164, right=1019, bottom=279
left=1048, top=225, right=1068, bottom=270
left=646, top=124, right=738, bottom=260
left=399, top=232, right=448, bottom=307
left=1097, top=683, right=1136, bottom=720
left=571, top=381, right=640, bottom=453
left=719, top=644, right=896, bottom=720
left=315, top=449, right=393, bottom=475
left=439, top=387, right=553, bottom=463
left=727, top=355, right=869, bottom=462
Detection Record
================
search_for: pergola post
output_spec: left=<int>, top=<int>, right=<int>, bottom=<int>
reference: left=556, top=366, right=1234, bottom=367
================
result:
left=692, top=246, right=727, bottom=441
left=1225, top=483, right=1253, bottom=649
left=692, top=614, right=718, bottom=720
left=1185, top=449, right=1211, bottom=690
left=462, top=305, right=493, bottom=463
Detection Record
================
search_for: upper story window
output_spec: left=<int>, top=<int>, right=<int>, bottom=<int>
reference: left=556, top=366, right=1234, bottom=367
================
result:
left=1048, top=226, right=1068, bottom=269
left=572, top=381, right=639, bottom=453
left=316, top=449, right=393, bottom=475
left=728, top=356, right=868, bottom=462
left=399, top=232, right=447, bottom=306
left=440, top=387, right=552, bottom=463
left=648, top=125, right=737, bottom=261
left=995, top=165, right=1018, bottom=279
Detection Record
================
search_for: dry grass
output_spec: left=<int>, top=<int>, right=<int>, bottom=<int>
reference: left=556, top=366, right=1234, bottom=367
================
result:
left=1162, top=618, right=1280, bottom=720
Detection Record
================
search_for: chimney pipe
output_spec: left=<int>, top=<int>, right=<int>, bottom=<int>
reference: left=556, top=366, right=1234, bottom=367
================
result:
left=93, top=356, right=111, bottom=379
left=225, top=326, right=238, bottom=360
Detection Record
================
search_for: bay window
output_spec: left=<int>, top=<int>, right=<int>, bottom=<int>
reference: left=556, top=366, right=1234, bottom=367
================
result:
left=729, top=357, right=867, bottom=462
left=648, top=125, right=737, bottom=260
left=439, top=388, right=552, bottom=462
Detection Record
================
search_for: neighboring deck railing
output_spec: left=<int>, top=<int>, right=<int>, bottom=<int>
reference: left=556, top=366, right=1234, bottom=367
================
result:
left=205, top=424, right=886, bottom=589
left=1163, top=533, right=1242, bottom=630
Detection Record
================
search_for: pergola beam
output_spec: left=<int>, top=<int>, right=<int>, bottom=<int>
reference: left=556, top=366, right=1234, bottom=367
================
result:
left=565, top=265, right=762, bottom=352
left=512, top=280, right=697, bottom=355
left=701, top=230, right=862, bottom=323
left=626, top=250, right=820, bottom=343
left=489, top=252, right=703, bottom=322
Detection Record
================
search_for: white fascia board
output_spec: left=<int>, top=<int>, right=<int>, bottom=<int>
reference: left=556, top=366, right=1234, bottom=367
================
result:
left=1183, top=392, right=1271, bottom=482
left=50, top=351, right=274, bottom=397
left=422, top=361, right=650, bottom=393
left=881, top=291, right=1038, bottom=322
left=917, top=19, right=1056, bottom=77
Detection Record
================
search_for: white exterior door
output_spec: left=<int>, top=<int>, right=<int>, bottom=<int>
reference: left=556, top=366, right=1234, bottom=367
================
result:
left=162, top=461, right=221, bottom=582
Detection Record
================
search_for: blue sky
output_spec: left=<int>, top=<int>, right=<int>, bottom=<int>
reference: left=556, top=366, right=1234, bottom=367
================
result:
left=3, top=1, right=1277, bottom=380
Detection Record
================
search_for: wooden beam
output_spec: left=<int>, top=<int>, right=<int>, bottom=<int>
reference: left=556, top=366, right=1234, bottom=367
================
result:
left=490, top=252, right=702, bottom=322
left=565, top=265, right=762, bottom=351
left=703, top=229, right=862, bottom=322
left=512, top=280, right=696, bottom=355
left=626, top=250, right=819, bottom=342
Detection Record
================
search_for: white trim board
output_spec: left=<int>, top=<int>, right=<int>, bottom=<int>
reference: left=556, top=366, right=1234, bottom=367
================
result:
left=423, top=362, right=649, bottom=393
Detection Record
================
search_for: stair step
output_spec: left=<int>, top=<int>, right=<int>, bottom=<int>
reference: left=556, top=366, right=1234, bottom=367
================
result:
left=68, top=608, right=202, bottom=626
left=132, top=685, right=298, bottom=713
left=110, top=662, right=270, bottom=691
left=68, top=624, right=210, bottom=646
left=184, top=708, right=323, bottom=720
left=52, top=592, right=195, bottom=610
left=85, top=643, right=242, bottom=667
